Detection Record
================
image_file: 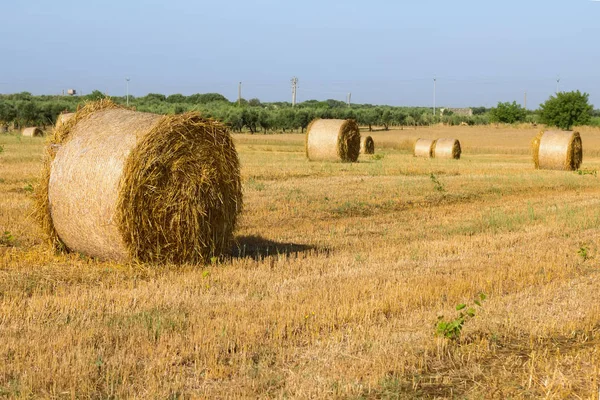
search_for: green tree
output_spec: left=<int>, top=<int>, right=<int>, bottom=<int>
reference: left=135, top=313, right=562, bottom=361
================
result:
left=472, top=106, right=487, bottom=115
left=392, top=109, right=407, bottom=128
left=380, top=109, right=392, bottom=130
left=248, top=98, right=262, bottom=107
left=225, top=108, right=243, bottom=132
left=241, top=108, right=259, bottom=133
left=86, top=90, right=107, bottom=101
left=358, top=108, right=379, bottom=131
left=276, top=109, right=296, bottom=132
left=166, top=94, right=186, bottom=103
left=200, top=93, right=229, bottom=103
left=539, top=90, right=593, bottom=130
left=294, top=110, right=312, bottom=133
left=16, top=101, right=40, bottom=126
left=326, top=99, right=346, bottom=108
left=258, top=109, right=271, bottom=133
left=409, top=109, right=422, bottom=126
left=0, top=101, right=17, bottom=124
left=142, top=93, right=167, bottom=103
left=11, top=92, right=32, bottom=101
left=488, top=101, right=526, bottom=124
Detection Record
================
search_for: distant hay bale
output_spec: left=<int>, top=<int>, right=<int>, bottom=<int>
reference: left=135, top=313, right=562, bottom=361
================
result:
left=532, top=130, right=582, bottom=170
left=34, top=99, right=242, bottom=264
left=433, top=138, right=461, bottom=159
left=55, top=112, right=75, bottom=129
left=414, top=138, right=437, bottom=158
left=305, top=118, right=360, bottom=162
left=360, top=136, right=375, bottom=154
left=22, top=127, right=43, bottom=137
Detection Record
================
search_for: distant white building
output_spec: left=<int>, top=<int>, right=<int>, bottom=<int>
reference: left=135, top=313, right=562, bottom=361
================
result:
left=439, top=108, right=473, bottom=117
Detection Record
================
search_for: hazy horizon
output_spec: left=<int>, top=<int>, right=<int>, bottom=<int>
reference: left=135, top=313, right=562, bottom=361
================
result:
left=1, top=0, right=598, bottom=109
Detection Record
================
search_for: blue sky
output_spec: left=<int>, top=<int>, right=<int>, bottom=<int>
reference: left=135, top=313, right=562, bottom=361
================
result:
left=0, top=0, right=598, bottom=108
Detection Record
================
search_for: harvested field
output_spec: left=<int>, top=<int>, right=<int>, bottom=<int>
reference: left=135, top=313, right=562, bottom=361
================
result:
left=1, top=125, right=600, bottom=398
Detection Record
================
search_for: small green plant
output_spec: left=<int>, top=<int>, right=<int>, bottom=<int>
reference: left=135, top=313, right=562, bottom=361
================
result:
left=577, top=244, right=590, bottom=261
left=23, top=183, right=34, bottom=193
left=0, top=145, right=4, bottom=154
left=429, top=173, right=445, bottom=192
left=436, top=293, right=486, bottom=340
left=371, top=154, right=384, bottom=160
left=1, top=231, right=15, bottom=246
left=246, top=177, right=265, bottom=191
left=576, top=169, right=597, bottom=177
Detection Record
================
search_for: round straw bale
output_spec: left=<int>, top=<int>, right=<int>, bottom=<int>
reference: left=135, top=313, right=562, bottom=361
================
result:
left=360, top=135, right=375, bottom=154
left=433, top=138, right=461, bottom=159
left=414, top=138, right=437, bottom=158
left=532, top=130, right=582, bottom=170
left=34, top=99, right=242, bottom=264
left=22, top=127, right=43, bottom=137
left=55, top=112, right=75, bottom=130
left=305, top=118, right=360, bottom=162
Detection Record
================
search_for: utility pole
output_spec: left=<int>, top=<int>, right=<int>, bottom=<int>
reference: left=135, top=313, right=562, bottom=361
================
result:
left=238, top=81, right=242, bottom=105
left=291, top=77, right=298, bottom=107
left=433, top=77, right=437, bottom=117
left=556, top=76, right=560, bottom=94
left=126, top=77, right=130, bottom=106
left=347, top=92, right=351, bottom=106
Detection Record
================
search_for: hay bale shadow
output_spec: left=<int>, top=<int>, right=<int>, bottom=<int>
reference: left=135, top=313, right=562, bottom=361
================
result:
left=231, top=235, right=324, bottom=260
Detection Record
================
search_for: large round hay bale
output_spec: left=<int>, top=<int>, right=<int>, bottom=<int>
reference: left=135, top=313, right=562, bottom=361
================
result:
left=55, top=112, right=75, bottom=130
left=22, top=127, right=43, bottom=137
left=34, top=99, right=242, bottom=264
left=433, top=138, right=461, bottom=159
left=414, top=138, right=437, bottom=158
left=532, top=130, right=582, bottom=170
left=305, top=118, right=360, bottom=162
left=360, top=135, right=375, bottom=154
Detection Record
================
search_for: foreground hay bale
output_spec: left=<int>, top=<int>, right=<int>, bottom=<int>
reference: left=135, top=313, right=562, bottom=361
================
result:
left=433, top=138, right=461, bottom=159
left=532, top=130, right=582, bottom=170
left=305, top=118, right=360, bottom=162
left=55, top=112, right=75, bottom=130
left=360, top=136, right=375, bottom=154
left=35, top=100, right=242, bottom=264
left=414, top=138, right=437, bottom=158
left=22, top=127, right=43, bottom=137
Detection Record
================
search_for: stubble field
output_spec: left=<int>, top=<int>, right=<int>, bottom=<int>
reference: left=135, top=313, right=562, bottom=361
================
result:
left=2, top=125, right=600, bottom=398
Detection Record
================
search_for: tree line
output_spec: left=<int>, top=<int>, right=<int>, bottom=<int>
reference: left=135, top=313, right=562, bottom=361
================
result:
left=0, top=90, right=596, bottom=133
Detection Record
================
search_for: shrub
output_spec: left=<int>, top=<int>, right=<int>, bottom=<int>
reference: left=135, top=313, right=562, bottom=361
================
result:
left=539, top=90, right=593, bottom=130
left=489, top=101, right=526, bottom=124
